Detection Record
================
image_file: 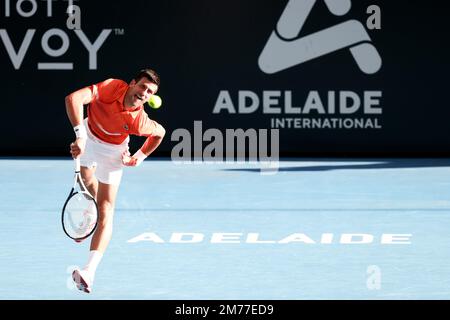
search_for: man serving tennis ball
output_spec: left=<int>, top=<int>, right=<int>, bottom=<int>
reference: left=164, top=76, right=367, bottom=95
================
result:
left=66, top=68, right=166, bottom=293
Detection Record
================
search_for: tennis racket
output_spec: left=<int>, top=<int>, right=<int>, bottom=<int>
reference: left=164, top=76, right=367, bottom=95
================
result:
left=61, top=157, right=98, bottom=241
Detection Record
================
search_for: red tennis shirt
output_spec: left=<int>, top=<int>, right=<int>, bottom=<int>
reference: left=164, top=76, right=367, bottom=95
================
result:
left=86, top=78, right=160, bottom=145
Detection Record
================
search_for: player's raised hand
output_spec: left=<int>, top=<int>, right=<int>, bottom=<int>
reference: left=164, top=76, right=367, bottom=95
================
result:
left=70, top=138, right=86, bottom=159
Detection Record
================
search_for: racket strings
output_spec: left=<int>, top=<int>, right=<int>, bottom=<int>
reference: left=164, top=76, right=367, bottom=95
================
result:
left=63, top=192, right=98, bottom=239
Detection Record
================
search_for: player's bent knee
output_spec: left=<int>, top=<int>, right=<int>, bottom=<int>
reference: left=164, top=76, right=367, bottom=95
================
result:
left=96, top=211, right=114, bottom=229
left=98, top=202, right=114, bottom=220
left=97, top=217, right=113, bottom=230
left=98, top=202, right=114, bottom=214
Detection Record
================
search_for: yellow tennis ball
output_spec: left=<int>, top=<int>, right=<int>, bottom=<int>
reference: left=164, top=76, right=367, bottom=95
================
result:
left=148, top=95, right=162, bottom=109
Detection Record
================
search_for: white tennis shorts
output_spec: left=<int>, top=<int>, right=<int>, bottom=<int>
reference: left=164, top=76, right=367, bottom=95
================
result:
left=80, top=118, right=129, bottom=186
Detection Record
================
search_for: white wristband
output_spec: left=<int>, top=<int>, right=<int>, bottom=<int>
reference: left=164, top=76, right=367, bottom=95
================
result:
left=74, top=125, right=87, bottom=139
left=133, top=149, right=148, bottom=166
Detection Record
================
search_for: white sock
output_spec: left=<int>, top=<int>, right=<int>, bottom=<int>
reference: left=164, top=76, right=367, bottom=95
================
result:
left=84, top=250, right=103, bottom=278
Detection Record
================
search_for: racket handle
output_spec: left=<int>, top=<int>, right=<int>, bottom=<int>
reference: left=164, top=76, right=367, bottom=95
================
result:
left=74, top=157, right=81, bottom=173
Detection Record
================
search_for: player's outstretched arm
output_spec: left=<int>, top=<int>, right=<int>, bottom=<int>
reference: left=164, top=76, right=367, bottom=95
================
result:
left=65, top=87, right=94, bottom=158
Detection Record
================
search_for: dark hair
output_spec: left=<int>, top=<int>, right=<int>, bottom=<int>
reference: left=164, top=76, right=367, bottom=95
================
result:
left=134, top=68, right=160, bottom=87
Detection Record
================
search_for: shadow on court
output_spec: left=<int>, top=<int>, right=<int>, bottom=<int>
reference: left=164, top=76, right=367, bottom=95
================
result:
left=223, top=158, right=450, bottom=173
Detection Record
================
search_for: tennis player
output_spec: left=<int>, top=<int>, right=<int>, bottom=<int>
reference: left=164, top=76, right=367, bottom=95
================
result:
left=66, top=69, right=166, bottom=293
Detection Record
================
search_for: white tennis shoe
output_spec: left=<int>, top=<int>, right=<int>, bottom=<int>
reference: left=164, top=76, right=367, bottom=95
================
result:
left=72, top=269, right=94, bottom=293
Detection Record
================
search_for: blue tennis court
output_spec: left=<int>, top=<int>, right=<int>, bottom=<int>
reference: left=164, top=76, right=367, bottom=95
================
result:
left=1, top=158, right=450, bottom=299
